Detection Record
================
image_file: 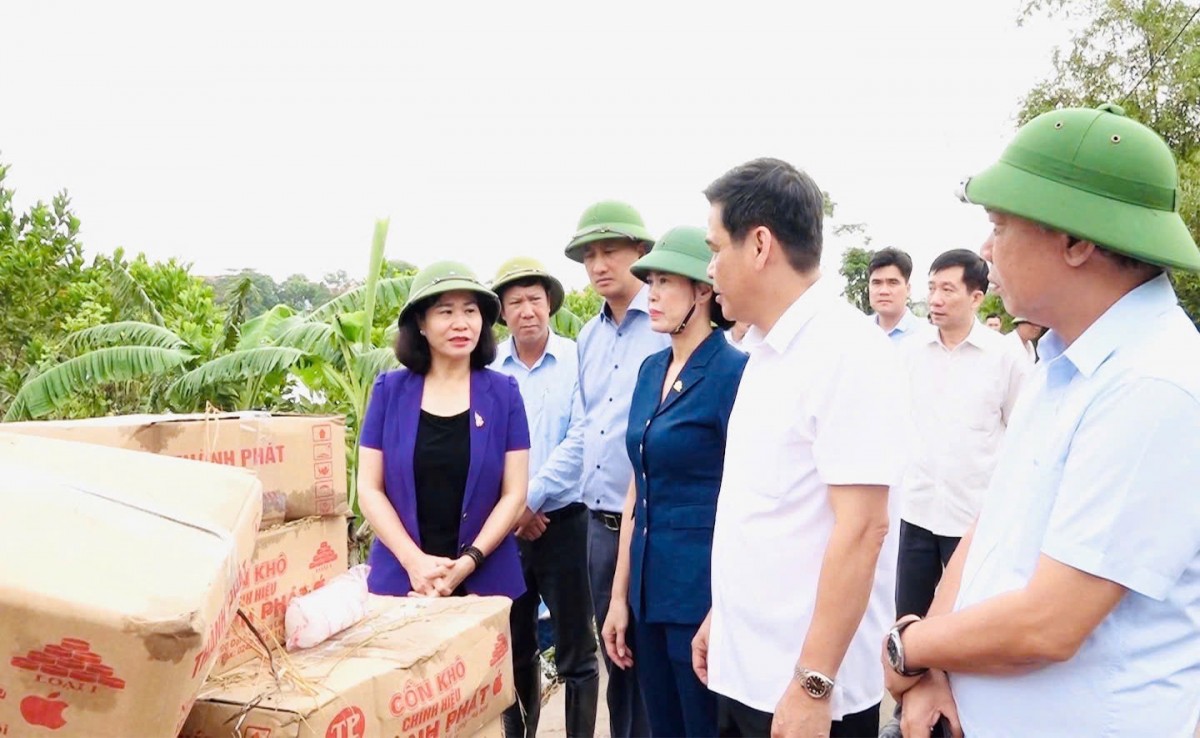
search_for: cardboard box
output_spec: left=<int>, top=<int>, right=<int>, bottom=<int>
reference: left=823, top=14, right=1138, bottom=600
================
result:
left=3, top=412, right=348, bottom=527
left=181, top=596, right=514, bottom=738
left=470, top=717, right=503, bottom=738
left=0, top=432, right=262, bottom=738
left=213, top=516, right=350, bottom=677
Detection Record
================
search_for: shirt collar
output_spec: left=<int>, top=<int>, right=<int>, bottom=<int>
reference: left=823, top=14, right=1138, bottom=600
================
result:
left=876, top=308, right=920, bottom=336
left=922, top=318, right=991, bottom=349
left=601, top=283, right=651, bottom=325
left=1041, top=273, right=1178, bottom=379
left=963, top=320, right=995, bottom=349
left=498, top=330, right=564, bottom=370
left=748, top=276, right=836, bottom=355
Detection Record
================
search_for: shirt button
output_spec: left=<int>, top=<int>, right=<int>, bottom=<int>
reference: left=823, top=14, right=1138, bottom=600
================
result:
left=596, top=464, right=601, bottom=469
left=614, top=364, right=619, bottom=369
left=600, top=430, right=605, bottom=435
left=461, top=513, right=467, bottom=520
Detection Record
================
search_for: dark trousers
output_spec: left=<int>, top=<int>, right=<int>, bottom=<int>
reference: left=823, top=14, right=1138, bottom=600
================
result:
left=634, top=620, right=718, bottom=738
left=503, top=503, right=599, bottom=738
left=588, top=512, right=651, bottom=738
left=717, top=695, right=880, bottom=738
left=895, top=520, right=961, bottom=618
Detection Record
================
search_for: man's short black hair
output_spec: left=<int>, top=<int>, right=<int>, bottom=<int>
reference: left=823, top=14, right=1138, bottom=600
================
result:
left=929, top=249, right=990, bottom=294
left=986, top=312, right=1001, bottom=320
left=868, top=248, right=913, bottom=282
left=394, top=295, right=498, bottom=374
left=703, top=157, right=825, bottom=273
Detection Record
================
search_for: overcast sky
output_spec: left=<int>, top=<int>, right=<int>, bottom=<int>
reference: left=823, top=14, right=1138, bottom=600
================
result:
left=1, top=0, right=1066, bottom=297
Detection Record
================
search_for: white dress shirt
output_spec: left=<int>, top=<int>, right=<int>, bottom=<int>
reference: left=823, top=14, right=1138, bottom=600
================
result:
left=708, top=277, right=907, bottom=719
left=900, top=321, right=1029, bottom=537
left=1005, top=329, right=1037, bottom=364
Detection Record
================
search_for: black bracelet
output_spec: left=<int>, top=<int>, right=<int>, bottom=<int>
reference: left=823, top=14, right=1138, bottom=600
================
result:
left=462, top=545, right=485, bottom=569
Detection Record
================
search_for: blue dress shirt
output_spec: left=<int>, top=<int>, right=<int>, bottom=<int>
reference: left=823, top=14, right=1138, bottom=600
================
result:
left=491, top=331, right=581, bottom=514
left=950, top=274, right=1200, bottom=736
left=874, top=308, right=928, bottom=343
left=575, top=285, right=669, bottom=513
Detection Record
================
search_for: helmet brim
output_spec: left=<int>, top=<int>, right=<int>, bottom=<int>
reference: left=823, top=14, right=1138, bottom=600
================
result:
left=966, top=160, right=1200, bottom=271
left=629, top=249, right=713, bottom=285
left=399, top=279, right=501, bottom=325
left=564, top=225, right=655, bottom=263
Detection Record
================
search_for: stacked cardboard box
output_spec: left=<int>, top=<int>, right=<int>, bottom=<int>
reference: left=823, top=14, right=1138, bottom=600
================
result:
left=3, top=413, right=354, bottom=677
left=181, top=596, right=515, bottom=738
left=0, top=432, right=263, bottom=737
left=4, top=412, right=349, bottom=527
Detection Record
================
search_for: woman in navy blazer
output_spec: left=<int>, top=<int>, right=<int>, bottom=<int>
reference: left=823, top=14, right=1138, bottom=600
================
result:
left=358, top=261, right=530, bottom=600
left=601, top=227, right=748, bottom=737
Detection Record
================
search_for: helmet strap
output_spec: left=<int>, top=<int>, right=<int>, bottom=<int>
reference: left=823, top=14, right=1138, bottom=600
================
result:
left=672, top=301, right=698, bottom=335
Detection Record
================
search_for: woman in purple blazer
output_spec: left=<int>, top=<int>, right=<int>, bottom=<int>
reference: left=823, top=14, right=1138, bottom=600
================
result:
left=358, top=261, right=531, bottom=599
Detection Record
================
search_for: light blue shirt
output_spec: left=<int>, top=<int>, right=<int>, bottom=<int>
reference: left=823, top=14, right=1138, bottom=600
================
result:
left=575, top=285, right=669, bottom=512
left=874, top=308, right=927, bottom=343
left=491, top=331, right=581, bottom=514
left=950, top=274, right=1200, bottom=737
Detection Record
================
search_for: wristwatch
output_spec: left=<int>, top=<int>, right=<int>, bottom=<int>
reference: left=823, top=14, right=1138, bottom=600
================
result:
left=792, top=667, right=835, bottom=700
left=886, top=615, right=928, bottom=678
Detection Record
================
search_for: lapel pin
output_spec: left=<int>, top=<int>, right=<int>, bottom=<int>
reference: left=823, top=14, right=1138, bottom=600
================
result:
left=673, top=380, right=683, bottom=393
left=475, top=412, right=485, bottom=428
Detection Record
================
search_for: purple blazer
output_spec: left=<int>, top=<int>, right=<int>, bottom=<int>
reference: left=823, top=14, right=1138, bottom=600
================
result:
left=359, top=367, right=530, bottom=598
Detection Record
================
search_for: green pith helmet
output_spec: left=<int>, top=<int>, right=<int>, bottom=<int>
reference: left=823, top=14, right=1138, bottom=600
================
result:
left=564, top=200, right=655, bottom=263
left=630, top=226, right=714, bottom=285
left=399, top=261, right=500, bottom=324
left=961, top=102, right=1200, bottom=271
left=489, top=257, right=566, bottom=325
left=631, top=225, right=731, bottom=329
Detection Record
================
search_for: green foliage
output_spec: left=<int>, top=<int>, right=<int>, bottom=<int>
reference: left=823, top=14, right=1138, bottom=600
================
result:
left=563, top=286, right=603, bottom=325
left=1020, top=0, right=1200, bottom=324
left=0, top=163, right=88, bottom=411
left=978, top=293, right=1014, bottom=331
left=169, top=346, right=308, bottom=410
left=550, top=307, right=585, bottom=339
left=6, top=345, right=193, bottom=421
left=839, top=247, right=873, bottom=315
left=63, top=321, right=187, bottom=353
left=308, top=276, right=413, bottom=325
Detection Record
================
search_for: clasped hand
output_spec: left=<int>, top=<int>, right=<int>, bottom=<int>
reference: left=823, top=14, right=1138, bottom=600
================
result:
left=407, top=553, right=475, bottom=597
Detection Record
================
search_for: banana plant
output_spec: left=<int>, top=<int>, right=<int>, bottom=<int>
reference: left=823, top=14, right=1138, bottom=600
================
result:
left=165, top=219, right=406, bottom=521
left=3, top=321, right=194, bottom=421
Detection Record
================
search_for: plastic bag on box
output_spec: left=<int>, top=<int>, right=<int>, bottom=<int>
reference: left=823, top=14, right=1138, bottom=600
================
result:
left=284, top=564, right=370, bottom=651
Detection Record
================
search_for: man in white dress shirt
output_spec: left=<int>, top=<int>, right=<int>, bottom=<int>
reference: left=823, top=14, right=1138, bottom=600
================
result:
left=691, top=157, right=907, bottom=738
left=895, top=249, right=1029, bottom=621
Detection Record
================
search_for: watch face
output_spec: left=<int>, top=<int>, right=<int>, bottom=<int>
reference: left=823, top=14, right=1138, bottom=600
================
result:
left=803, top=673, right=831, bottom=699
left=886, top=632, right=902, bottom=670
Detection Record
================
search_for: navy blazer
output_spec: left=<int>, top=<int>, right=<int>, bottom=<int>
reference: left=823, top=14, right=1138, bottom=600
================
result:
left=625, top=330, right=747, bottom=624
left=360, top=367, right=530, bottom=599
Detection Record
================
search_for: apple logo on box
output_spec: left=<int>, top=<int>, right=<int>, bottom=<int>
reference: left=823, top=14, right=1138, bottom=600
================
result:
left=20, top=692, right=69, bottom=731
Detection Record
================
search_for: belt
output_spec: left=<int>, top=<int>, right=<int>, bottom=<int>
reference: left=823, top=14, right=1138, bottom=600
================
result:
left=589, top=509, right=622, bottom=531
left=545, top=502, right=585, bottom=521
